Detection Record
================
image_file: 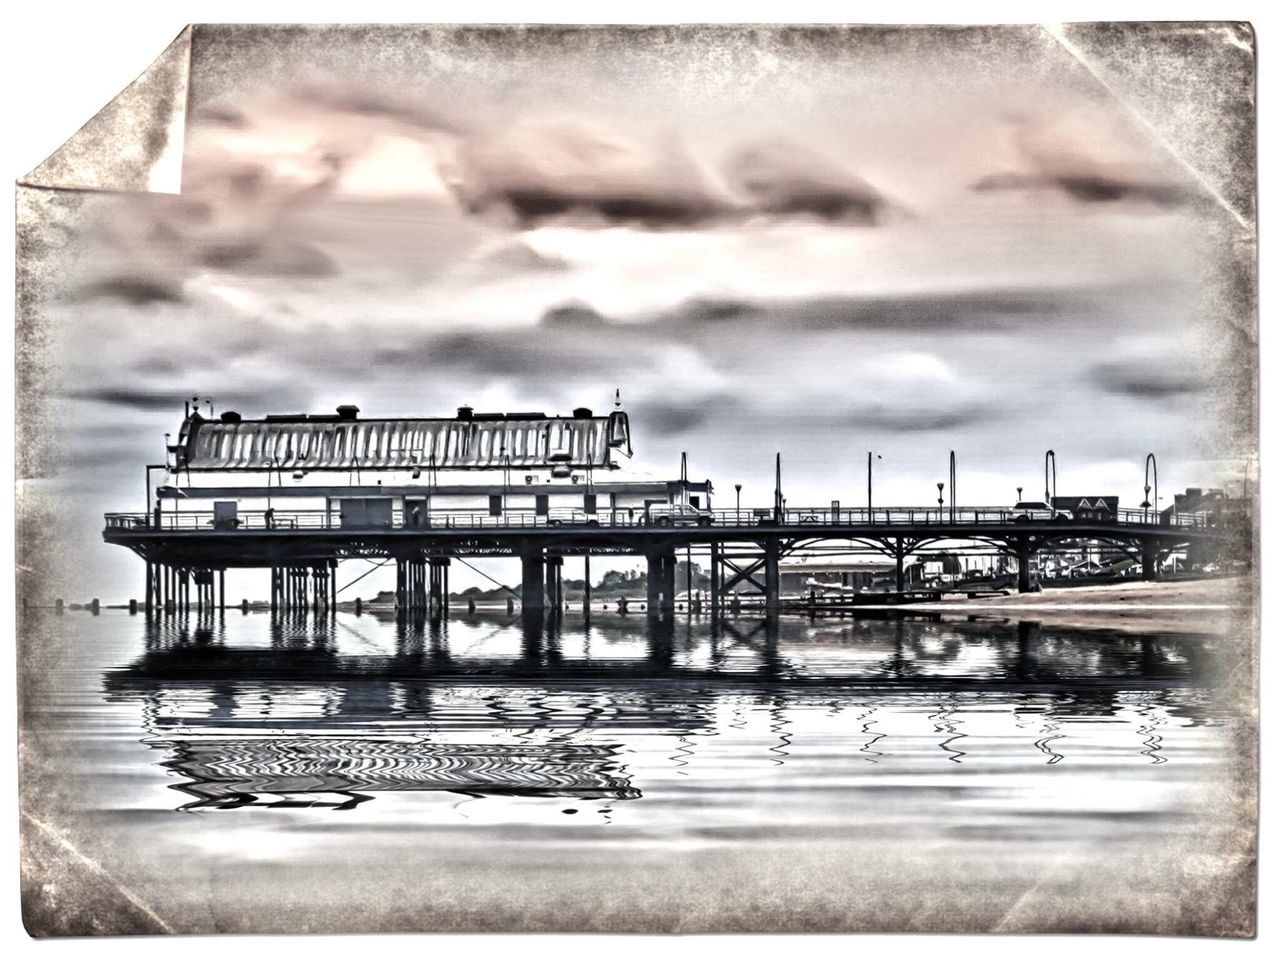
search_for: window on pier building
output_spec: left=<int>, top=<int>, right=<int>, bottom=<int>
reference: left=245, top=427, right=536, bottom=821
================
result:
left=489, top=494, right=503, bottom=517
left=536, top=494, right=549, bottom=516
left=584, top=493, right=597, bottom=515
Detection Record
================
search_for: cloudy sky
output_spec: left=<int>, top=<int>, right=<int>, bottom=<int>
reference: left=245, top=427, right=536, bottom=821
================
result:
left=36, top=25, right=1253, bottom=599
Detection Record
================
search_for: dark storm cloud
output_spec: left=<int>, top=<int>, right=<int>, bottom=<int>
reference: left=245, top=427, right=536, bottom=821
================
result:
left=65, top=386, right=308, bottom=413
left=631, top=399, right=716, bottom=436
left=972, top=171, right=1192, bottom=208
left=464, top=185, right=733, bottom=230
left=1089, top=359, right=1207, bottom=398
left=359, top=326, right=646, bottom=381
left=64, top=388, right=191, bottom=411
left=723, top=140, right=888, bottom=224
left=631, top=393, right=992, bottom=446
left=540, top=302, right=611, bottom=329
left=657, top=287, right=1079, bottom=333
left=452, top=126, right=898, bottom=230
left=970, top=115, right=1196, bottom=211
left=72, top=276, right=186, bottom=306
left=193, top=105, right=251, bottom=129
left=857, top=403, right=993, bottom=432
left=198, top=238, right=338, bottom=277
left=452, top=121, right=733, bottom=229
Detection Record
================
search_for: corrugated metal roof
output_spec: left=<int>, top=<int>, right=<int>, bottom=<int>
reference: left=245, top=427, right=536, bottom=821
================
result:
left=180, top=412, right=631, bottom=471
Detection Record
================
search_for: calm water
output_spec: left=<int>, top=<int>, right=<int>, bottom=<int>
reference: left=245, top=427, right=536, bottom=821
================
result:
left=19, top=608, right=1252, bottom=934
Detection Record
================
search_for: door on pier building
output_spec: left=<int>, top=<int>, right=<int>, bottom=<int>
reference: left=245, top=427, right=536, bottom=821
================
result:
left=212, top=501, right=238, bottom=530
left=337, top=497, right=393, bottom=529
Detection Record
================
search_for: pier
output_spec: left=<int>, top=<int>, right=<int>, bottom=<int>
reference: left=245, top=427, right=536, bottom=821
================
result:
left=104, top=504, right=1221, bottom=616
left=97, top=401, right=1242, bottom=618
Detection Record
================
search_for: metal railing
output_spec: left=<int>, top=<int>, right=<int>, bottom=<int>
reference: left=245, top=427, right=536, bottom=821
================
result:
left=104, top=504, right=1211, bottom=533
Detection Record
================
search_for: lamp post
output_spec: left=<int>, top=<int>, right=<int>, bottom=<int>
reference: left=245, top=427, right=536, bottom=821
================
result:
left=1044, top=450, right=1057, bottom=506
left=1143, top=453, right=1158, bottom=525
left=774, top=453, right=784, bottom=521
left=735, top=483, right=742, bottom=522
left=501, top=445, right=510, bottom=518
left=1016, top=485, right=1023, bottom=504
left=867, top=451, right=881, bottom=519
left=936, top=482, right=944, bottom=522
left=145, top=463, right=166, bottom=528
left=949, top=450, right=956, bottom=521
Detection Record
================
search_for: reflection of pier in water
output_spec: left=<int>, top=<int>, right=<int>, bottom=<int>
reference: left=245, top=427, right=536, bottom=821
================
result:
left=114, top=610, right=1214, bottom=691
left=103, top=612, right=1216, bottom=811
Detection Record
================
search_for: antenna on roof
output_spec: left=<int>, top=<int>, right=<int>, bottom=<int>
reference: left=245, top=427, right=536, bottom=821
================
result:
left=614, top=388, right=622, bottom=409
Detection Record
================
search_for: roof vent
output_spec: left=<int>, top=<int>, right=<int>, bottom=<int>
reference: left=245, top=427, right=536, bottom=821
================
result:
left=457, top=405, right=474, bottom=421
left=336, top=404, right=360, bottom=421
left=572, top=406, right=593, bottom=419
left=219, top=410, right=242, bottom=424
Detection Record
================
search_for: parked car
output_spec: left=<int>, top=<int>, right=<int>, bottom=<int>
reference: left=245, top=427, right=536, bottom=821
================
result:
left=647, top=503, right=714, bottom=527
left=546, top=509, right=601, bottom=528
left=1010, top=500, right=1073, bottom=522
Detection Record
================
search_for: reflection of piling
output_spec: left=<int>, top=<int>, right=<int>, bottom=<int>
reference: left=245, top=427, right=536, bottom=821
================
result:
left=1015, top=620, right=1040, bottom=681
left=519, top=607, right=544, bottom=664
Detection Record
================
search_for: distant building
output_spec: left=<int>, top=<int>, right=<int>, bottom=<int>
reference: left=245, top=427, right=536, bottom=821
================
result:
left=155, top=402, right=712, bottom=527
left=1162, top=487, right=1250, bottom=526
left=1161, top=487, right=1252, bottom=566
left=1052, top=496, right=1119, bottom=520
left=779, top=558, right=896, bottom=593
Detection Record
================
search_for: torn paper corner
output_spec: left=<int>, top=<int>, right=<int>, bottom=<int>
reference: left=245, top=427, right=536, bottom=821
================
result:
left=19, top=25, right=191, bottom=196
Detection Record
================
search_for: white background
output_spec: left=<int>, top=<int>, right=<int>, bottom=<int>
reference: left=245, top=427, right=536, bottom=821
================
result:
left=2, top=1, right=1273, bottom=956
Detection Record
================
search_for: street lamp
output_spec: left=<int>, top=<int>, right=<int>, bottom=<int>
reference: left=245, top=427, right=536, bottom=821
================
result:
left=500, top=444, right=510, bottom=518
left=1143, top=453, right=1158, bottom=525
left=948, top=450, right=956, bottom=521
left=936, top=482, right=944, bottom=522
left=1016, top=485, right=1023, bottom=504
left=734, top=482, right=742, bottom=521
left=867, top=451, right=882, bottom=517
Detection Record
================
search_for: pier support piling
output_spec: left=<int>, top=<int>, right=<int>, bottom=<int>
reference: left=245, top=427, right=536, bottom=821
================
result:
left=646, top=550, right=677, bottom=614
left=521, top=550, right=546, bottom=612
left=546, top=555, right=564, bottom=611
left=1141, top=539, right=1160, bottom=581
left=1016, top=539, right=1034, bottom=593
left=764, top=539, right=781, bottom=612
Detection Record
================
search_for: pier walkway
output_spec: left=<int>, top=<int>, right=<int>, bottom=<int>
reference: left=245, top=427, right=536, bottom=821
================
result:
left=104, top=504, right=1223, bottom=616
